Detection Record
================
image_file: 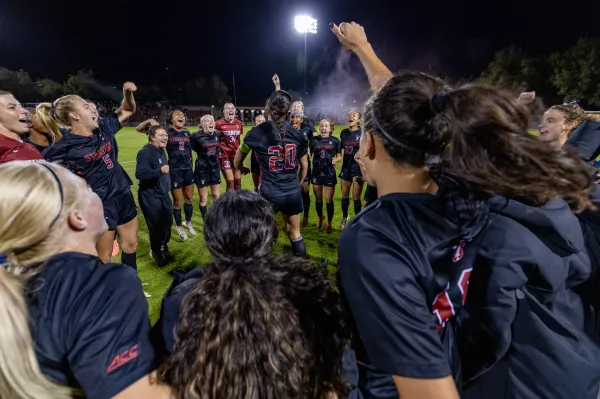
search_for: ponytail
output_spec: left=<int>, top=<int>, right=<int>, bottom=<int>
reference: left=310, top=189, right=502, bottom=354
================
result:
left=0, top=268, right=72, bottom=399
left=275, top=117, right=286, bottom=157
left=35, top=103, right=62, bottom=142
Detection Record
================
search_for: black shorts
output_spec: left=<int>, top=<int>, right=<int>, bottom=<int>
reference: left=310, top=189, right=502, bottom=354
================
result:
left=339, top=164, right=362, bottom=182
left=194, top=167, right=221, bottom=188
left=364, top=185, right=378, bottom=203
left=312, top=174, right=337, bottom=187
left=303, top=165, right=312, bottom=183
left=103, top=191, right=138, bottom=231
left=263, top=191, right=303, bottom=216
left=170, top=168, right=194, bottom=190
left=251, top=151, right=260, bottom=174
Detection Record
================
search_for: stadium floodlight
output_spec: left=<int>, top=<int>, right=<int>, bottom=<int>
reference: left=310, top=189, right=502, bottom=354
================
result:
left=295, top=15, right=317, bottom=95
left=295, top=15, right=317, bottom=34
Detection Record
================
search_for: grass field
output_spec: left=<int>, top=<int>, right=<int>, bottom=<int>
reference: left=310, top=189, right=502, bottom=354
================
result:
left=115, top=125, right=351, bottom=323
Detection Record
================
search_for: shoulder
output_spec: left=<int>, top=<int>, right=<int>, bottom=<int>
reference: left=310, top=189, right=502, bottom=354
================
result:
left=98, top=113, right=121, bottom=133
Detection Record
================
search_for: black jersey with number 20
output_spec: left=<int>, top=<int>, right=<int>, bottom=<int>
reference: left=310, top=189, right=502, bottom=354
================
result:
left=243, top=123, right=307, bottom=197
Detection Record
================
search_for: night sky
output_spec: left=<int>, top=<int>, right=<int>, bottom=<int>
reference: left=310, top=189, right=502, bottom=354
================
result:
left=1, top=0, right=599, bottom=105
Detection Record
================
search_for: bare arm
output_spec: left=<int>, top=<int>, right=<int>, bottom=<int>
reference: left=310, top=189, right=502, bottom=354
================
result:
left=393, top=375, right=460, bottom=399
left=135, top=119, right=159, bottom=133
left=332, top=153, right=342, bottom=165
left=272, top=74, right=281, bottom=91
left=115, top=82, right=137, bottom=123
left=330, top=22, right=392, bottom=93
left=234, top=146, right=249, bottom=171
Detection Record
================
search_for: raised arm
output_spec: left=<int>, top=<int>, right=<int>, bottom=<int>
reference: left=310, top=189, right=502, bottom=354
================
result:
left=272, top=74, right=281, bottom=91
left=330, top=22, right=392, bottom=93
left=115, top=82, right=137, bottom=123
left=136, top=119, right=160, bottom=133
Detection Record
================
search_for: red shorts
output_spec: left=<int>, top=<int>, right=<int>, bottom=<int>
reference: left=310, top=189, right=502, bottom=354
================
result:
left=220, top=155, right=234, bottom=170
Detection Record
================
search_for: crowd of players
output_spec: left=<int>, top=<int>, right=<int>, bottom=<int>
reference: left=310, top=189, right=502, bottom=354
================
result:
left=3, top=19, right=600, bottom=399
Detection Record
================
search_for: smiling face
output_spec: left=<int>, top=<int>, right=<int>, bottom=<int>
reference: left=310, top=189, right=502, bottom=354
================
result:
left=539, top=108, right=574, bottom=149
left=88, top=101, right=99, bottom=121
left=348, top=111, right=360, bottom=128
left=224, top=103, right=236, bottom=122
left=319, top=119, right=332, bottom=137
left=201, top=115, right=215, bottom=133
left=171, top=110, right=185, bottom=130
left=150, top=128, right=169, bottom=149
left=68, top=96, right=99, bottom=131
left=290, top=114, right=303, bottom=129
left=0, top=93, right=29, bottom=137
left=292, top=101, right=304, bottom=113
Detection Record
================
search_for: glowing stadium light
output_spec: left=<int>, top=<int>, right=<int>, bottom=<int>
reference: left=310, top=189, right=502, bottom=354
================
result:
left=295, top=15, right=318, bottom=34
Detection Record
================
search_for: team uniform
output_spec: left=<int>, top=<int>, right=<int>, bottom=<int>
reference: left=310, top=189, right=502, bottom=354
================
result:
left=191, top=130, right=221, bottom=188
left=166, top=127, right=193, bottom=189
left=364, top=184, right=378, bottom=205
left=297, top=126, right=314, bottom=182
left=339, top=129, right=362, bottom=181
left=310, top=135, right=341, bottom=187
left=44, top=114, right=135, bottom=231
left=27, top=252, right=156, bottom=399
left=241, top=123, right=307, bottom=215
left=215, top=118, right=243, bottom=170
left=0, top=134, right=43, bottom=163
left=135, top=144, right=173, bottom=259
left=338, top=178, right=488, bottom=397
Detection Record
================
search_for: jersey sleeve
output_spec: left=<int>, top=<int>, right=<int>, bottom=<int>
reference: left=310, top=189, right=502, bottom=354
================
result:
left=335, top=138, right=341, bottom=154
left=67, top=266, right=156, bottom=399
left=99, top=113, right=122, bottom=138
left=309, top=138, right=315, bottom=156
left=243, top=127, right=259, bottom=151
left=135, top=148, right=162, bottom=180
left=338, top=219, right=452, bottom=379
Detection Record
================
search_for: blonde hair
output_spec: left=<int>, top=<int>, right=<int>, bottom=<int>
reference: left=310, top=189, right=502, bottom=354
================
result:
left=550, top=104, right=600, bottom=134
left=47, top=95, right=81, bottom=139
left=0, top=161, right=79, bottom=399
left=34, top=103, right=62, bottom=141
left=200, top=114, right=214, bottom=125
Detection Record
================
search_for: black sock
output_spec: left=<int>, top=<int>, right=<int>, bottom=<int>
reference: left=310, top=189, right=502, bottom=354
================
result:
left=341, top=198, right=350, bottom=218
left=173, top=208, right=182, bottom=226
left=291, top=237, right=307, bottom=257
left=121, top=251, right=137, bottom=271
left=316, top=201, right=323, bottom=217
left=302, top=191, right=310, bottom=217
left=200, top=204, right=208, bottom=220
left=326, top=201, right=334, bottom=222
left=353, top=199, right=362, bottom=215
left=183, top=203, right=193, bottom=222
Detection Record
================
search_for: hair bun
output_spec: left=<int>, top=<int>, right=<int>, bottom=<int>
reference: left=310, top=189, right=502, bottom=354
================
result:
left=430, top=91, right=447, bottom=114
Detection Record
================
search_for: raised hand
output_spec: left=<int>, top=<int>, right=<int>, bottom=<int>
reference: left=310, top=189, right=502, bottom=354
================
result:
left=123, top=82, right=137, bottom=92
left=518, top=91, right=535, bottom=104
left=330, top=22, right=369, bottom=52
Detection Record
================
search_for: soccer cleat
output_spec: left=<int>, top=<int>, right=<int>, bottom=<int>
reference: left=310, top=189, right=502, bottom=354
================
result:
left=302, top=216, right=309, bottom=228
left=161, top=246, right=174, bottom=261
left=316, top=216, right=325, bottom=229
left=176, top=225, right=188, bottom=240
left=150, top=250, right=169, bottom=266
left=326, top=221, right=333, bottom=234
left=186, top=222, right=197, bottom=236
left=339, top=216, right=350, bottom=230
left=112, top=240, right=120, bottom=257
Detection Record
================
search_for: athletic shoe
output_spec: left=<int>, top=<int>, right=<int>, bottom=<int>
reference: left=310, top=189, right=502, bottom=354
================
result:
left=302, top=216, right=309, bottom=228
left=326, top=221, right=333, bottom=234
left=185, top=221, right=197, bottom=236
left=161, top=246, right=174, bottom=261
left=176, top=225, right=188, bottom=240
left=339, top=216, right=350, bottom=230
left=112, top=240, right=120, bottom=257
left=317, top=216, right=325, bottom=229
left=150, top=250, right=169, bottom=266
left=144, top=291, right=152, bottom=298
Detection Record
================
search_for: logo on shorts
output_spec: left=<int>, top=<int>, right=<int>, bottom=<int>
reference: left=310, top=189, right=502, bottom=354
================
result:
left=201, top=180, right=205, bottom=185
left=174, top=182, right=179, bottom=188
left=159, top=159, right=162, bottom=164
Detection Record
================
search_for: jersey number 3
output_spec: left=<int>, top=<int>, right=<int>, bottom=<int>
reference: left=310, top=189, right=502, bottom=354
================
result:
left=102, top=154, right=114, bottom=169
left=268, top=144, right=297, bottom=171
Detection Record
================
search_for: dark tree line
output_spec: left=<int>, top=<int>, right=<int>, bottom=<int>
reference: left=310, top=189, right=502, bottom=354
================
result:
left=0, top=68, right=231, bottom=105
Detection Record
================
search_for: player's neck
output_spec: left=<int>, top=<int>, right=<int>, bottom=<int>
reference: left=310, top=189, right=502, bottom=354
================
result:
left=349, top=126, right=359, bottom=132
left=71, top=123, right=93, bottom=137
left=27, top=129, right=50, bottom=146
left=61, top=235, right=99, bottom=258
left=203, top=129, right=211, bottom=134
left=225, top=117, right=234, bottom=123
left=375, top=164, right=437, bottom=196
left=0, top=127, right=22, bottom=141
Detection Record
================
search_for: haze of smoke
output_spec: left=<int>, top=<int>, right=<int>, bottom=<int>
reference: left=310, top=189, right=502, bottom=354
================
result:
left=89, top=80, right=122, bottom=102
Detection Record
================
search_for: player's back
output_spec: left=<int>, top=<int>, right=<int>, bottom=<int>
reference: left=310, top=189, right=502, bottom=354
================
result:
left=243, top=122, right=306, bottom=197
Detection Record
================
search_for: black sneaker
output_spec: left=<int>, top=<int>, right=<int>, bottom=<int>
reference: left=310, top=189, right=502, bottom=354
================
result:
left=154, top=252, right=169, bottom=267
left=161, top=246, right=174, bottom=261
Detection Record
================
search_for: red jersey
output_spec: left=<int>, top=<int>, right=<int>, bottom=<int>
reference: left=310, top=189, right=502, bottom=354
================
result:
left=0, top=134, right=43, bottom=163
left=215, top=118, right=243, bottom=158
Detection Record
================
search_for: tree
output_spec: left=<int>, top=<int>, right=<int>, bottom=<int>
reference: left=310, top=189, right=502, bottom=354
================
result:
left=206, top=75, right=231, bottom=107
left=479, top=45, right=535, bottom=92
left=35, top=78, right=64, bottom=101
left=549, top=38, right=600, bottom=107
left=63, top=70, right=95, bottom=99
left=0, top=67, right=39, bottom=101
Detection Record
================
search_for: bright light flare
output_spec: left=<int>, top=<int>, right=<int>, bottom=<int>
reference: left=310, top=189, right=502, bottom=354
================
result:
left=295, top=15, right=317, bottom=34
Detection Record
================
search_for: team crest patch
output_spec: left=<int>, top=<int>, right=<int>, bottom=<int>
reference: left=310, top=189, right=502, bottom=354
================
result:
left=452, top=242, right=466, bottom=262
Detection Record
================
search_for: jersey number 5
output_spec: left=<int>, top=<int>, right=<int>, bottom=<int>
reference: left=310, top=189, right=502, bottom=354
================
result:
left=102, top=154, right=114, bottom=170
left=268, top=144, right=297, bottom=171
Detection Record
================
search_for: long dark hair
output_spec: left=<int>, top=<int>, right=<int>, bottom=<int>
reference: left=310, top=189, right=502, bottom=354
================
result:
left=265, top=90, right=292, bottom=157
left=364, top=72, right=594, bottom=210
left=157, top=190, right=349, bottom=399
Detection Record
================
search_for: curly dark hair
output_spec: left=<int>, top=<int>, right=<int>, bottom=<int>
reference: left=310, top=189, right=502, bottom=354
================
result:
left=157, top=190, right=349, bottom=399
left=364, top=72, right=594, bottom=210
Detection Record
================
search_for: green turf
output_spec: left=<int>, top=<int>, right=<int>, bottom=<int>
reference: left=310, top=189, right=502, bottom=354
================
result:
left=115, top=126, right=351, bottom=323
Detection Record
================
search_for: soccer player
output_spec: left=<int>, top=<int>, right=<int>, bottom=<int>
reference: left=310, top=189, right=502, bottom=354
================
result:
left=234, top=90, right=309, bottom=257
left=290, top=109, right=315, bottom=227
left=250, top=114, right=266, bottom=192
left=23, top=103, right=62, bottom=153
left=0, top=90, right=43, bottom=162
left=191, top=114, right=221, bottom=220
left=136, top=125, right=173, bottom=268
left=216, top=102, right=244, bottom=191
left=0, top=161, right=171, bottom=399
left=44, top=82, right=139, bottom=270
left=310, top=119, right=341, bottom=233
left=339, top=111, right=364, bottom=228
left=332, top=21, right=600, bottom=399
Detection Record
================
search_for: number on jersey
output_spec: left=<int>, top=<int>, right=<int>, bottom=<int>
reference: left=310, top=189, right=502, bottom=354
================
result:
left=179, top=141, right=185, bottom=151
left=102, top=154, right=114, bottom=169
left=345, top=145, right=354, bottom=155
left=268, top=144, right=297, bottom=171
